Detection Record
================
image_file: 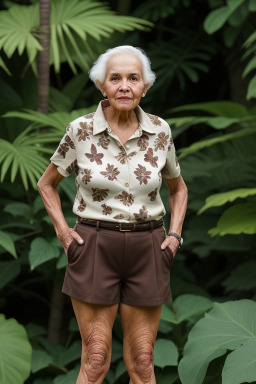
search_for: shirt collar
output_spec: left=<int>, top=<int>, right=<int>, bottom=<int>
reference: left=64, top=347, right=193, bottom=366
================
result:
left=92, top=100, right=156, bottom=135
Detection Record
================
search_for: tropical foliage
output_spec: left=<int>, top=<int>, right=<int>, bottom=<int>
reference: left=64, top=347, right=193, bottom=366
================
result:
left=0, top=0, right=256, bottom=383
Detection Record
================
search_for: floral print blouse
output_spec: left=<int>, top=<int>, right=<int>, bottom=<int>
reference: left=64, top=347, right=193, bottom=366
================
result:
left=50, top=100, right=180, bottom=223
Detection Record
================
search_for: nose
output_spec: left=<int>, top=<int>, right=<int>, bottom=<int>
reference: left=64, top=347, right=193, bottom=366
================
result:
left=119, top=79, right=129, bottom=92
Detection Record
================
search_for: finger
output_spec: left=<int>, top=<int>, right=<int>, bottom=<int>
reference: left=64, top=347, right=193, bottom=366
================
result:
left=71, top=232, right=84, bottom=245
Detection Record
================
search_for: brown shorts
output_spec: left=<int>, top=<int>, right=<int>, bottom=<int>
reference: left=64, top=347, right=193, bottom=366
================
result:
left=62, top=221, right=174, bottom=306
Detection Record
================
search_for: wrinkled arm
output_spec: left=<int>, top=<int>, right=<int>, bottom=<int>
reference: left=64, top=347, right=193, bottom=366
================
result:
left=161, top=174, right=188, bottom=256
left=37, top=163, right=83, bottom=252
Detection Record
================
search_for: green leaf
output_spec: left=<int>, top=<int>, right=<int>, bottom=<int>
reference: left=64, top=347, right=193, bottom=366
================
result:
left=198, top=188, right=256, bottom=214
left=111, top=338, right=123, bottom=363
left=4, top=202, right=31, bottom=217
left=178, top=300, right=256, bottom=384
left=31, top=349, right=53, bottom=373
left=171, top=101, right=248, bottom=118
left=0, top=261, right=21, bottom=290
left=161, top=294, right=213, bottom=324
left=0, top=230, right=17, bottom=258
left=178, top=128, right=256, bottom=159
left=156, top=367, right=179, bottom=384
left=0, top=79, right=22, bottom=104
left=222, top=339, right=256, bottom=384
left=114, top=360, right=127, bottom=381
left=29, top=238, right=60, bottom=270
left=0, top=314, right=32, bottom=384
left=154, top=339, right=178, bottom=368
left=203, top=7, right=231, bottom=34
left=223, top=261, right=256, bottom=293
left=26, top=323, right=46, bottom=339
left=58, top=341, right=81, bottom=366
left=33, top=379, right=53, bottom=384
left=247, top=75, right=256, bottom=100
left=209, top=202, right=256, bottom=236
left=53, top=365, right=80, bottom=384
left=249, top=0, right=256, bottom=11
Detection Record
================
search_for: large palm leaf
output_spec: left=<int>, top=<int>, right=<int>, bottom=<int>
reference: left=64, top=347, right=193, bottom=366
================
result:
left=0, top=125, right=60, bottom=190
left=0, top=0, right=152, bottom=74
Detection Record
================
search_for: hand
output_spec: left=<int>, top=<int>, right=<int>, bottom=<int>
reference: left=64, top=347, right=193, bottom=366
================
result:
left=59, top=227, right=84, bottom=255
left=161, top=235, right=179, bottom=258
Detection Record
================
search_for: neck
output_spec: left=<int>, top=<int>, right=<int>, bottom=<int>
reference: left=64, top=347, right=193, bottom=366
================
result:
left=104, top=106, right=138, bottom=128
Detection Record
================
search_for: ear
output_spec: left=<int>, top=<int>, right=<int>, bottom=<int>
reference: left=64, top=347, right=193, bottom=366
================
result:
left=142, top=83, right=150, bottom=98
left=96, top=80, right=106, bottom=97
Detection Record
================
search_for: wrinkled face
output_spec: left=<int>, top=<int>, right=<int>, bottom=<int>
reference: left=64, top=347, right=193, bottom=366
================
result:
left=97, top=53, right=148, bottom=112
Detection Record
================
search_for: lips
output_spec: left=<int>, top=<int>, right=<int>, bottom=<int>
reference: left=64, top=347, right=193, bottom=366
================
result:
left=117, top=97, right=132, bottom=100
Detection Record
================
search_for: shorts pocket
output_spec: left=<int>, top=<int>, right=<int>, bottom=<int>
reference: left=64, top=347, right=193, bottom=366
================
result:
left=163, top=246, right=174, bottom=268
left=67, top=238, right=78, bottom=261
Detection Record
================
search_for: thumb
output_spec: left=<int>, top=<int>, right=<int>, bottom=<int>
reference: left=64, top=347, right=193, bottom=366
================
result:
left=160, top=239, right=169, bottom=250
left=72, top=232, right=84, bottom=245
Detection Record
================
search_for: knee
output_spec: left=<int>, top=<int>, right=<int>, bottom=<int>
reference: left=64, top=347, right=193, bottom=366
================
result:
left=128, top=340, right=154, bottom=383
left=82, top=330, right=111, bottom=383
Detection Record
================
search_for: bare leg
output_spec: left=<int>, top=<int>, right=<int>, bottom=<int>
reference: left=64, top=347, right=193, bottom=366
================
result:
left=71, top=297, right=119, bottom=384
left=119, top=303, right=162, bottom=384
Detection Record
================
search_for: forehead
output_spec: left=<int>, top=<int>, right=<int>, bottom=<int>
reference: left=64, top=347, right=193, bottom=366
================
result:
left=105, top=53, right=143, bottom=75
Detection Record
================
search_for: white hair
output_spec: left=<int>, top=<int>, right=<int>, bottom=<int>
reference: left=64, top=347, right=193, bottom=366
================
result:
left=89, top=45, right=156, bottom=89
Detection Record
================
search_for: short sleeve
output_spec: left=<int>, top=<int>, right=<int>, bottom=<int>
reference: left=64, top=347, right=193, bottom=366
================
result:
left=161, top=124, right=181, bottom=179
left=50, top=123, right=77, bottom=177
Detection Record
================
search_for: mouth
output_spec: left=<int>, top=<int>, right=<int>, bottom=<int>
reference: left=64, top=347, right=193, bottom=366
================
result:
left=117, top=97, right=132, bottom=100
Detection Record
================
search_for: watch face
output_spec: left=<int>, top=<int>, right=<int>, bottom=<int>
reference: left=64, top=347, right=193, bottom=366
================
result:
left=180, top=237, right=183, bottom=246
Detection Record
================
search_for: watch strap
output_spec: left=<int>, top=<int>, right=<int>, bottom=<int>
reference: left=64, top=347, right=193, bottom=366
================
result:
left=167, top=232, right=182, bottom=247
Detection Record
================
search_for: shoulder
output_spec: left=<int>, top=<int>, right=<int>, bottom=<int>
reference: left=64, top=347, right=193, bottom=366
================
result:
left=146, top=113, right=171, bottom=135
left=66, top=112, right=95, bottom=134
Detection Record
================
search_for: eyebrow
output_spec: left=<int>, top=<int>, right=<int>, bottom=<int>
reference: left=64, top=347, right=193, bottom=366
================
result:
left=109, top=72, right=141, bottom=76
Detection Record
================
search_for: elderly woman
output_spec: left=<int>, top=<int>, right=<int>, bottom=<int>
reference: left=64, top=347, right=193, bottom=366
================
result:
left=37, top=45, right=188, bottom=384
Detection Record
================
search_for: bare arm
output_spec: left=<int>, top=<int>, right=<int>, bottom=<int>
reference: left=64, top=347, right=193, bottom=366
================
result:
left=37, top=163, right=84, bottom=253
left=161, top=174, right=188, bottom=257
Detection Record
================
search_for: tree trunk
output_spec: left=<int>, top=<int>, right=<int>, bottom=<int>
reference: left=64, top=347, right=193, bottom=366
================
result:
left=37, top=0, right=50, bottom=113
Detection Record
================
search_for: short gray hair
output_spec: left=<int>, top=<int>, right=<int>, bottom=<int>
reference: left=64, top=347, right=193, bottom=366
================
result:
left=89, top=45, right=156, bottom=89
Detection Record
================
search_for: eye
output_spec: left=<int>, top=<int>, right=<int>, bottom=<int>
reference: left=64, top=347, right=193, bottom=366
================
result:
left=130, top=76, right=138, bottom=81
left=111, top=76, right=119, bottom=81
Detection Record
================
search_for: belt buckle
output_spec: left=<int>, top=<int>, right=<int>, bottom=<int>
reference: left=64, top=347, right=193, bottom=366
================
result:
left=119, top=223, right=132, bottom=231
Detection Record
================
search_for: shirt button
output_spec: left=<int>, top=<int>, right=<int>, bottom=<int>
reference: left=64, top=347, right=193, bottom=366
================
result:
left=124, top=182, right=129, bottom=187
left=125, top=144, right=129, bottom=150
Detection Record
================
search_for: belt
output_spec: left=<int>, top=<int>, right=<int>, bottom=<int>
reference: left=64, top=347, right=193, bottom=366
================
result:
left=77, top=217, right=164, bottom=232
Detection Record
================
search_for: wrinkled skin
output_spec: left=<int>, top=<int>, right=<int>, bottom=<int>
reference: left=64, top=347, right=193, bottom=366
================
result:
left=72, top=298, right=161, bottom=384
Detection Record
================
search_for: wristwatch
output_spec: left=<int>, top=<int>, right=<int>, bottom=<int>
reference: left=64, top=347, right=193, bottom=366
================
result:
left=167, top=232, right=183, bottom=248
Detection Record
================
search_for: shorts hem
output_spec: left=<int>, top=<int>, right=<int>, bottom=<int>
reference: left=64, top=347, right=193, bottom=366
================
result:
left=62, top=287, right=120, bottom=305
left=120, top=292, right=172, bottom=306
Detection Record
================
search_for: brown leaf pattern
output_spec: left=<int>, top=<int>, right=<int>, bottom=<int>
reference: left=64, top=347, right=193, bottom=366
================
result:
left=175, top=152, right=179, bottom=166
left=83, top=112, right=95, bottom=119
left=148, top=188, right=157, bottom=201
left=100, top=163, right=120, bottom=181
left=115, top=147, right=137, bottom=164
left=85, top=144, right=104, bottom=165
left=133, top=205, right=151, bottom=222
left=167, top=137, right=174, bottom=151
left=57, top=135, right=75, bottom=158
left=137, top=134, right=149, bottom=151
left=146, top=113, right=162, bottom=126
left=97, top=132, right=110, bottom=149
left=114, top=191, right=134, bottom=206
left=101, top=204, right=112, bottom=215
left=82, top=169, right=93, bottom=184
left=113, top=214, right=125, bottom=219
left=134, top=164, right=152, bottom=185
left=66, top=159, right=79, bottom=175
left=144, top=148, right=158, bottom=168
left=154, top=132, right=169, bottom=151
left=91, top=188, right=109, bottom=202
left=78, top=198, right=86, bottom=212
left=159, top=210, right=165, bottom=217
left=76, top=121, right=93, bottom=141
